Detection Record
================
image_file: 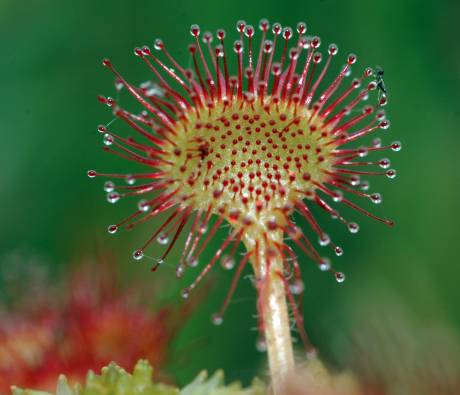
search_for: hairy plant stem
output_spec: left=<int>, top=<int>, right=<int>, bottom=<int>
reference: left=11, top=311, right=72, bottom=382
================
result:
left=244, top=232, right=295, bottom=395
left=263, top=266, right=295, bottom=394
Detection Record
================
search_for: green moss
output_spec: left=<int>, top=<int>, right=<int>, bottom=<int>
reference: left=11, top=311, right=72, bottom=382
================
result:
left=11, top=360, right=265, bottom=395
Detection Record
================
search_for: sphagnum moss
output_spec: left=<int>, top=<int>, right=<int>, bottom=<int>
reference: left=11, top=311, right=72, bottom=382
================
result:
left=88, top=19, right=399, bottom=393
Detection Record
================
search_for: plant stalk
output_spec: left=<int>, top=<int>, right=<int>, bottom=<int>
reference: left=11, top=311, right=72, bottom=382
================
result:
left=263, top=264, right=295, bottom=394
left=244, top=232, right=295, bottom=395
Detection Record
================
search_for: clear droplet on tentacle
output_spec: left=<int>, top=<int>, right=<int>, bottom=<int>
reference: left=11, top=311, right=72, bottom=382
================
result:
left=106, top=192, right=120, bottom=204
left=103, top=133, right=113, bottom=146
left=138, top=199, right=150, bottom=212
left=319, top=258, right=331, bottom=272
left=220, top=255, right=235, bottom=270
left=348, top=222, right=360, bottom=234
left=125, top=174, right=135, bottom=185
left=104, top=181, right=115, bottom=192
left=188, top=256, right=199, bottom=267
left=319, top=233, right=330, bottom=246
left=370, top=193, right=382, bottom=204
left=256, top=337, right=267, bottom=352
left=132, top=249, right=144, bottom=261
left=157, top=232, right=170, bottom=245
left=211, top=313, right=223, bottom=326
left=107, top=224, right=118, bottom=234
left=335, top=272, right=346, bottom=283
left=290, top=279, right=304, bottom=295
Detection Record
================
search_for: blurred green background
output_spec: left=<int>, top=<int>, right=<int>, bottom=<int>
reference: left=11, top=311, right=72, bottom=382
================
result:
left=1, top=0, right=459, bottom=387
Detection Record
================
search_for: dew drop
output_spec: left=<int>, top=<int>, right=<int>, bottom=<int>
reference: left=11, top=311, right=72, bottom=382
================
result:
left=360, top=180, right=370, bottom=191
left=261, top=40, right=273, bottom=55
left=290, top=279, right=304, bottom=295
left=140, top=80, right=151, bottom=89
left=296, top=21, right=307, bottom=34
left=319, top=258, right=331, bottom=271
left=386, top=169, right=397, bottom=179
left=379, top=158, right=391, bottom=169
left=103, top=133, right=114, bottom=146
left=259, top=18, right=269, bottom=32
left=391, top=141, right=402, bottom=152
left=220, top=255, right=235, bottom=270
left=372, top=137, right=382, bottom=148
left=190, top=24, right=200, bottom=37
left=211, top=313, right=223, bottom=326
left=332, top=190, right=343, bottom=202
left=350, top=175, right=360, bottom=186
left=107, top=224, right=118, bottom=234
left=352, top=78, right=361, bottom=88
left=319, top=233, right=330, bottom=246
left=335, top=246, right=343, bottom=256
left=104, top=181, right=115, bottom=192
left=272, top=22, right=282, bottom=36
left=244, top=24, right=254, bottom=38
left=97, top=125, right=107, bottom=133
left=358, top=146, right=368, bottom=157
left=188, top=256, right=199, bottom=267
left=330, top=210, right=339, bottom=220
left=344, top=65, right=352, bottom=77
left=236, top=20, right=246, bottom=32
left=233, top=40, right=243, bottom=54
left=147, top=85, right=165, bottom=97
left=215, top=44, right=224, bottom=57
left=137, top=199, right=150, bottom=212
left=328, top=43, right=338, bottom=55
left=256, top=337, right=267, bottom=352
left=202, top=31, right=213, bottom=43
left=176, top=266, right=184, bottom=278
left=180, top=289, right=190, bottom=299
left=132, top=249, right=144, bottom=261
left=125, top=174, right=135, bottom=185
left=310, top=36, right=321, bottom=49
left=347, top=53, right=357, bottom=64
left=106, top=192, right=120, bottom=204
left=199, top=224, right=208, bottom=234
left=154, top=38, right=163, bottom=50
left=87, top=170, right=97, bottom=178
left=367, top=81, right=377, bottom=91
left=370, top=193, right=382, bottom=204
left=379, top=120, right=390, bottom=130
left=157, top=232, right=169, bottom=245
left=335, top=272, right=346, bottom=283
left=347, top=222, right=359, bottom=234
left=115, top=78, right=123, bottom=91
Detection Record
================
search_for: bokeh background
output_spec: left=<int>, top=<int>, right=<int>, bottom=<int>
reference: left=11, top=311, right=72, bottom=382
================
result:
left=1, top=0, right=459, bottom=390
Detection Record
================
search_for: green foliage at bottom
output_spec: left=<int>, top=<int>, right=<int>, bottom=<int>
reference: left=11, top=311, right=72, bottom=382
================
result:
left=11, top=360, right=265, bottom=395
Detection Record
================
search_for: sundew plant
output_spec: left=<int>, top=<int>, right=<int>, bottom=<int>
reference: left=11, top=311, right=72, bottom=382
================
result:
left=88, top=18, right=399, bottom=394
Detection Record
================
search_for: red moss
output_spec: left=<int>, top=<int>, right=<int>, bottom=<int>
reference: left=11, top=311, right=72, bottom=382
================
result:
left=0, top=260, right=182, bottom=392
